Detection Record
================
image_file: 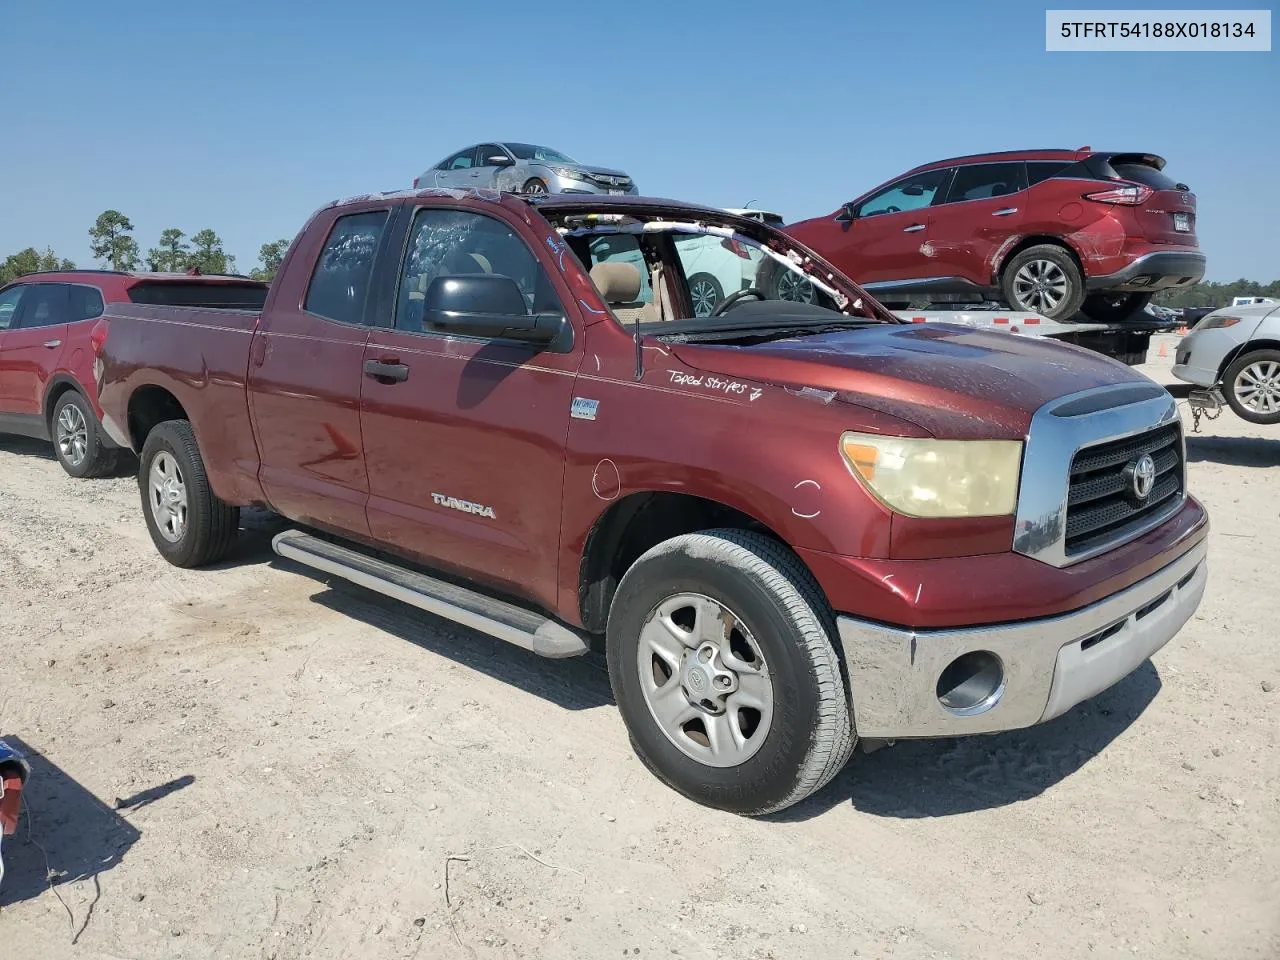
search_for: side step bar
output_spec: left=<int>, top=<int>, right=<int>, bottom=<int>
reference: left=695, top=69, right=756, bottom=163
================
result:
left=272, top=530, right=590, bottom=659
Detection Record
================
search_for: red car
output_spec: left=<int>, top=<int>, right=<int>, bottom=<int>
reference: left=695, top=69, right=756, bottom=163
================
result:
left=0, top=270, right=267, bottom=477
left=780, top=148, right=1206, bottom=322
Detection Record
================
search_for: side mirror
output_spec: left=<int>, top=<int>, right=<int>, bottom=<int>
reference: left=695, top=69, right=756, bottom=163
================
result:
left=486, top=154, right=514, bottom=167
left=835, top=203, right=857, bottom=224
left=423, top=274, right=563, bottom=345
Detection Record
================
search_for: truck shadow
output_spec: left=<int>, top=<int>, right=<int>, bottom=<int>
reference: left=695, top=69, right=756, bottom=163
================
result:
left=303, top=578, right=613, bottom=711
left=772, top=660, right=1161, bottom=821
left=0, top=436, right=138, bottom=478
left=0, top=736, right=192, bottom=923
left=1184, top=435, right=1280, bottom=468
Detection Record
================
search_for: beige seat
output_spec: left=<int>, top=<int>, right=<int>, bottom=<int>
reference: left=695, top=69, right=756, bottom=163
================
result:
left=589, top=261, right=658, bottom=323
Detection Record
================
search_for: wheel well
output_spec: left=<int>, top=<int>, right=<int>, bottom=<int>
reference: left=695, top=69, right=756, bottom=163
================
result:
left=1218, top=339, right=1280, bottom=382
left=42, top=378, right=83, bottom=433
left=995, top=236, right=1083, bottom=286
left=127, top=386, right=188, bottom=451
left=578, top=492, right=793, bottom=634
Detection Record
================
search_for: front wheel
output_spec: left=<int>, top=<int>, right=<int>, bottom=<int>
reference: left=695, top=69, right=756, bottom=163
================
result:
left=607, top=529, right=854, bottom=815
left=1223, top=349, right=1280, bottom=424
left=1000, top=244, right=1085, bottom=320
left=138, top=419, right=240, bottom=567
left=521, top=178, right=549, bottom=195
left=687, top=273, right=725, bottom=317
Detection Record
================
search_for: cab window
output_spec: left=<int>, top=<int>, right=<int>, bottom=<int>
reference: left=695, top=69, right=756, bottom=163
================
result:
left=945, top=162, right=1027, bottom=203
left=0, top=285, right=23, bottom=330
left=303, top=211, right=389, bottom=325
left=395, top=209, right=561, bottom=333
left=13, top=283, right=69, bottom=328
left=856, top=169, right=950, bottom=217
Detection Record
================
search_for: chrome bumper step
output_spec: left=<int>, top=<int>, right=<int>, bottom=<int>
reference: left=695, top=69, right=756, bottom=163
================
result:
left=271, top=530, right=590, bottom=659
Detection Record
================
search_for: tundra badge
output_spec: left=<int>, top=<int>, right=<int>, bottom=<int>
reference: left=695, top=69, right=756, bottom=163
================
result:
left=431, top=493, right=497, bottom=519
left=571, top=397, right=599, bottom=421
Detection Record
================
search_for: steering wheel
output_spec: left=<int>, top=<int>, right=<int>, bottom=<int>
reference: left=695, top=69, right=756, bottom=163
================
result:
left=882, top=205, right=901, bottom=214
left=710, top=287, right=766, bottom=317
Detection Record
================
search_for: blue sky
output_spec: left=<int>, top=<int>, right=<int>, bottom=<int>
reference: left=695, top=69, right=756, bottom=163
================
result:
left=2, top=0, right=1276, bottom=280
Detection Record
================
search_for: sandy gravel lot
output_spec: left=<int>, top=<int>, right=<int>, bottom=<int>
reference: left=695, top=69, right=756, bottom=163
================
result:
left=1, top=335, right=1277, bottom=959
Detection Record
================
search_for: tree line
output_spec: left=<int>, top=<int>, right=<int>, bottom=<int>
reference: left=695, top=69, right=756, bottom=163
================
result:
left=1152, top=279, right=1280, bottom=309
left=1, top=209, right=289, bottom=286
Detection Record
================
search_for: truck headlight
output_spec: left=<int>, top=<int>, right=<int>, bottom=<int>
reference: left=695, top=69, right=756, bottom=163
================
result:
left=840, top=432, right=1023, bottom=518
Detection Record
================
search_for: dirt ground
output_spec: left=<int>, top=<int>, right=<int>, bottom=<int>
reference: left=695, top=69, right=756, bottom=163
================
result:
left=1, top=333, right=1277, bottom=959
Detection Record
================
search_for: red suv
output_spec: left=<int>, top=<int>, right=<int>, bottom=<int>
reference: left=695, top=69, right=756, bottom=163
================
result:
left=0, top=270, right=268, bottom=477
left=779, top=148, right=1205, bottom=322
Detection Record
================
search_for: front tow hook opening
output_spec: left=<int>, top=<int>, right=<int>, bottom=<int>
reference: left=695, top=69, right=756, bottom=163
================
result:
left=937, top=650, right=1006, bottom=717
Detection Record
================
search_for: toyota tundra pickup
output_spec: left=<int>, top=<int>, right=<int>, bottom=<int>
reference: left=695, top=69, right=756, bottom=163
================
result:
left=94, top=189, right=1209, bottom=815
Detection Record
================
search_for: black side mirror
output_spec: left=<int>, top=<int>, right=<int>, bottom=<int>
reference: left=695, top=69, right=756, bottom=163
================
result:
left=835, top=203, right=857, bottom=224
left=423, top=274, right=563, bottom=345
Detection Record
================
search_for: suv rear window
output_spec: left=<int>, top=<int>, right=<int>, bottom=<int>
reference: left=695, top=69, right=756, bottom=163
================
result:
left=128, top=282, right=269, bottom=309
left=1110, top=161, right=1179, bottom=191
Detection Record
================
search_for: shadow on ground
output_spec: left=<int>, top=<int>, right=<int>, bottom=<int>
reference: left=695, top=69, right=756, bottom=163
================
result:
left=1185, top=434, right=1280, bottom=468
left=772, top=660, right=1162, bottom=821
left=0, top=436, right=138, bottom=478
left=302, top=577, right=613, bottom=711
left=0, top=736, right=192, bottom=925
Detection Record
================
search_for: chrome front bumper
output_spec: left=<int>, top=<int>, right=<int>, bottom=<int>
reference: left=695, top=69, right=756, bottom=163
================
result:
left=837, top=539, right=1207, bottom=739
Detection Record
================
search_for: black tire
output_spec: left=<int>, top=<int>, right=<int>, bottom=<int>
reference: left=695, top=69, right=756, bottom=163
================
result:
left=50, top=390, right=118, bottom=479
left=1223, top=349, right=1280, bottom=425
left=606, top=529, right=854, bottom=815
left=687, top=273, right=725, bottom=317
left=138, top=419, right=239, bottom=567
left=521, top=178, right=549, bottom=195
left=755, top=258, right=817, bottom=304
left=1000, top=244, right=1085, bottom=321
left=1083, top=292, right=1153, bottom=323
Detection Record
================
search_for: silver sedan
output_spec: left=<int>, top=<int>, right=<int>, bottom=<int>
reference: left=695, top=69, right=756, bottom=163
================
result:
left=414, top=142, right=637, bottom=196
left=1173, top=300, right=1280, bottom=424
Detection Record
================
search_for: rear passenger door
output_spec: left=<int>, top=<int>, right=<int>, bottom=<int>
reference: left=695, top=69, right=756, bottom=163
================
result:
left=925, top=162, right=1028, bottom=289
left=0, top=283, right=70, bottom=420
left=247, top=207, right=392, bottom=537
left=359, top=203, right=582, bottom=612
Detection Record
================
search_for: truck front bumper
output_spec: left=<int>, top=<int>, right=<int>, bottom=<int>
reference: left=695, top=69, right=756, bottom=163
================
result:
left=837, top=539, right=1207, bottom=739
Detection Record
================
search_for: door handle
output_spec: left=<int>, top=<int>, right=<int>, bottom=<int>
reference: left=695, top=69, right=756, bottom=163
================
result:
left=993, top=207, right=1018, bottom=216
left=43, top=339, right=62, bottom=348
left=902, top=224, right=926, bottom=233
left=363, top=358, right=409, bottom=383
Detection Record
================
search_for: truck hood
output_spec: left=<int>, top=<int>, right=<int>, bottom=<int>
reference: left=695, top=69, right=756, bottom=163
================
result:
left=670, top=323, right=1144, bottom=439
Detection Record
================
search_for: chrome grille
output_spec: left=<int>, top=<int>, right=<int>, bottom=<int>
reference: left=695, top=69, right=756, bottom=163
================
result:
left=1064, top=423, right=1184, bottom=556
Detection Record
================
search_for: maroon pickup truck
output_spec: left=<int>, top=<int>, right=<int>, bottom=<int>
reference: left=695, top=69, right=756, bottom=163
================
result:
left=95, top=189, right=1208, bottom=815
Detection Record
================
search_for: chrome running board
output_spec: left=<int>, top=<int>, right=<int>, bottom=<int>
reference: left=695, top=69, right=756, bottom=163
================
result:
left=272, top=530, right=590, bottom=659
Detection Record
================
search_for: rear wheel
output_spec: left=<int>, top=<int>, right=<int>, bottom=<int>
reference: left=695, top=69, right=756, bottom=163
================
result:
left=139, top=420, right=239, bottom=567
left=1223, top=349, right=1280, bottom=424
left=755, top=259, right=816, bottom=304
left=1083, top=292, right=1153, bottom=323
left=521, top=178, right=549, bottom=195
left=607, top=529, right=855, bottom=815
left=51, top=391, right=118, bottom=479
left=1000, top=244, right=1085, bottom=320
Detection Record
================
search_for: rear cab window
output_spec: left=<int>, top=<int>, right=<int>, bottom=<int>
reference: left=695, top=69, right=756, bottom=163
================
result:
left=66, top=284, right=105, bottom=321
left=304, top=211, right=390, bottom=325
left=127, top=282, right=267, bottom=309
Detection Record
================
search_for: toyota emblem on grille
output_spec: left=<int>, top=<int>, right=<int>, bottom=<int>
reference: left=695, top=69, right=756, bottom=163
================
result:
left=1125, top=454, right=1157, bottom=499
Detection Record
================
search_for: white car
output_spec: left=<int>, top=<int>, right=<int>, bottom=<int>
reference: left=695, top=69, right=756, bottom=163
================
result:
left=1173, top=300, right=1280, bottom=423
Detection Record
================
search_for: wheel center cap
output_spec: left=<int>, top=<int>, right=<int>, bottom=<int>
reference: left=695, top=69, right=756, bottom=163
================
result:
left=685, top=665, right=711, bottom=695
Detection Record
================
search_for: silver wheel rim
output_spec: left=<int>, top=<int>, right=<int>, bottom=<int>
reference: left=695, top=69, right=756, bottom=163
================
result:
left=636, top=593, right=774, bottom=768
left=777, top=271, right=815, bottom=303
left=55, top=402, right=89, bottom=466
left=524, top=180, right=547, bottom=195
left=148, top=451, right=189, bottom=543
left=1235, top=360, right=1280, bottom=414
left=1013, top=259, right=1068, bottom=313
left=690, top=279, right=720, bottom=317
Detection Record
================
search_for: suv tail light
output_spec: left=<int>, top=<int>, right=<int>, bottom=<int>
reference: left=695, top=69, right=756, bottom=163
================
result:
left=720, top=238, right=751, bottom=259
left=1084, top=183, right=1153, bottom=205
left=89, top=318, right=109, bottom=355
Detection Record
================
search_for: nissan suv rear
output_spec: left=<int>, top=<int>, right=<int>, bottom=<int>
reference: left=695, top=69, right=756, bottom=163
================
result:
left=777, top=148, right=1206, bottom=322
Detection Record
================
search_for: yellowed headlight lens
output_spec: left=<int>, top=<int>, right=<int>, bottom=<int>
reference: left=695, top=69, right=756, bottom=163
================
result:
left=839, top=432, right=1023, bottom=518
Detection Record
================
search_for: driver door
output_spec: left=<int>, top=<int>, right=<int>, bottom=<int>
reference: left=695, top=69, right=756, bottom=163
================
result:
left=822, top=168, right=953, bottom=288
